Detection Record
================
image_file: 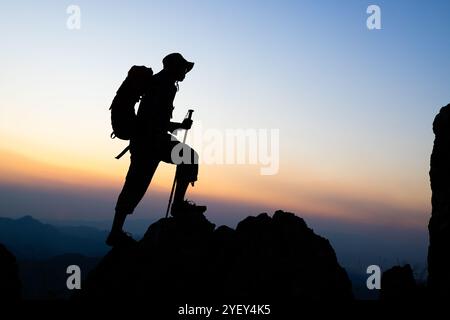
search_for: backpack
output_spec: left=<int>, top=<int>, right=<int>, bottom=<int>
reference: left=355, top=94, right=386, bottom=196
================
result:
left=109, top=65, right=153, bottom=140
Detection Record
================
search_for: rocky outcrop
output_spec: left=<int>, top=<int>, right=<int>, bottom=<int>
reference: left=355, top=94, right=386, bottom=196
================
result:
left=80, top=210, right=352, bottom=301
left=428, top=103, right=450, bottom=298
left=0, top=243, right=21, bottom=300
left=380, top=264, right=419, bottom=300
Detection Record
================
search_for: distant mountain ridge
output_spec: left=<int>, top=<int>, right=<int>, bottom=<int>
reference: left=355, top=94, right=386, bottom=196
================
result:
left=0, top=215, right=109, bottom=260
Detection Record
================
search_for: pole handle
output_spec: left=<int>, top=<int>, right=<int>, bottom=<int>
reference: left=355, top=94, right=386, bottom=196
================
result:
left=182, top=109, right=194, bottom=144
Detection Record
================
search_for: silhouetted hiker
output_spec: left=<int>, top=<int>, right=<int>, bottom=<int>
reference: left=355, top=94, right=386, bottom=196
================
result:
left=107, top=53, right=206, bottom=247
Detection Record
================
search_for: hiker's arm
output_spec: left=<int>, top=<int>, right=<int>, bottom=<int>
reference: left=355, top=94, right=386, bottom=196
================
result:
left=168, top=119, right=192, bottom=133
left=168, top=121, right=182, bottom=133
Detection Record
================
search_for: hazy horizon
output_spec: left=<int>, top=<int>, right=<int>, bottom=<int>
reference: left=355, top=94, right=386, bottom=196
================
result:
left=0, top=179, right=429, bottom=277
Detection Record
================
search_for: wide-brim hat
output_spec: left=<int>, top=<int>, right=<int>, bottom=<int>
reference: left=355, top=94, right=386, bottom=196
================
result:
left=163, top=53, right=194, bottom=74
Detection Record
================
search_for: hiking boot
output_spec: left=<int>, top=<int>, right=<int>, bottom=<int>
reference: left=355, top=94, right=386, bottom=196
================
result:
left=171, top=200, right=207, bottom=218
left=106, top=230, right=137, bottom=247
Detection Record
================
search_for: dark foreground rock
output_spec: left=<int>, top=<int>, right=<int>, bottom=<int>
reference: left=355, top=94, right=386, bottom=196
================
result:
left=0, top=243, right=21, bottom=300
left=428, top=103, right=450, bottom=298
left=380, top=264, right=423, bottom=300
left=79, top=210, right=352, bottom=301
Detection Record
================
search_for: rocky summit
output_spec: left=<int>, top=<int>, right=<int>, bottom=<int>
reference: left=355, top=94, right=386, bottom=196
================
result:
left=79, top=210, right=352, bottom=301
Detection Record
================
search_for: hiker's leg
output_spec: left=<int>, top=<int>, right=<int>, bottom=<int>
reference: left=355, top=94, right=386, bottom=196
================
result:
left=171, top=149, right=207, bottom=215
left=161, top=140, right=199, bottom=204
left=110, top=211, right=127, bottom=235
left=112, top=153, right=159, bottom=233
left=173, top=152, right=199, bottom=203
left=173, top=179, right=190, bottom=204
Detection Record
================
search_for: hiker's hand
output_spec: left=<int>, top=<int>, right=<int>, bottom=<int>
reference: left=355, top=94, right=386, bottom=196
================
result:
left=180, top=118, right=193, bottom=130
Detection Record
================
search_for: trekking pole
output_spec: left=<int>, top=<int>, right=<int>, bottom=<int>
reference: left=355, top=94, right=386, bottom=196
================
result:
left=165, top=109, right=194, bottom=218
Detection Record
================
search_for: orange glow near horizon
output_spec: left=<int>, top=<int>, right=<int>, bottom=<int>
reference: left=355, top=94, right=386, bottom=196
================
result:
left=0, top=135, right=431, bottom=230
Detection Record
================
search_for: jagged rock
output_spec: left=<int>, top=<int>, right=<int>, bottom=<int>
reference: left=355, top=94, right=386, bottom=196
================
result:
left=0, top=243, right=21, bottom=300
left=80, top=210, right=352, bottom=301
left=380, top=264, right=418, bottom=300
left=428, top=103, right=450, bottom=298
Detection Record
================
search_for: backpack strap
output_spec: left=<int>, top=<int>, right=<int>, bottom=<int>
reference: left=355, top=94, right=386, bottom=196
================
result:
left=115, top=145, right=130, bottom=159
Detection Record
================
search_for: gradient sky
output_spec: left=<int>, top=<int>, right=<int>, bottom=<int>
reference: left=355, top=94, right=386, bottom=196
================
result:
left=1, top=1, right=450, bottom=270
